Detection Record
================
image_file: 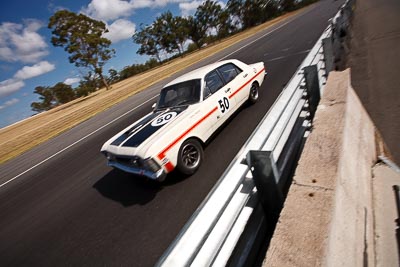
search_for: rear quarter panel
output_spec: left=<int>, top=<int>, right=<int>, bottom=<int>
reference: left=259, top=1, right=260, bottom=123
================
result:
left=234, top=61, right=266, bottom=106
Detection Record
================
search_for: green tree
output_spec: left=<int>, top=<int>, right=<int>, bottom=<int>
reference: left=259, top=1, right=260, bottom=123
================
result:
left=187, top=16, right=207, bottom=49
left=75, top=72, right=100, bottom=97
left=187, top=0, right=224, bottom=48
left=107, top=68, right=119, bottom=84
left=31, top=86, right=54, bottom=112
left=119, top=58, right=160, bottom=80
left=226, top=0, right=243, bottom=30
left=195, top=0, right=223, bottom=37
left=280, top=0, right=296, bottom=12
left=153, top=12, right=177, bottom=55
left=264, top=1, right=279, bottom=20
left=153, top=12, right=190, bottom=56
left=52, top=82, right=75, bottom=104
left=217, top=9, right=236, bottom=38
left=227, top=0, right=279, bottom=29
left=31, top=83, right=75, bottom=112
left=173, top=16, right=190, bottom=55
left=48, top=10, right=115, bottom=90
left=133, top=24, right=163, bottom=62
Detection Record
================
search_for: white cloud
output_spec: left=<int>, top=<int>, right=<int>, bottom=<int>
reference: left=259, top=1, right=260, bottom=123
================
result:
left=179, top=0, right=202, bottom=17
left=104, top=19, right=136, bottom=43
left=14, top=61, right=55, bottom=80
left=0, top=47, right=13, bottom=61
left=64, top=77, right=81, bottom=85
left=0, top=98, right=20, bottom=110
left=83, top=0, right=191, bottom=21
left=131, top=0, right=191, bottom=10
left=83, top=0, right=135, bottom=21
left=179, top=0, right=224, bottom=17
left=0, top=61, right=55, bottom=98
left=131, top=0, right=153, bottom=9
left=0, top=20, right=49, bottom=63
left=0, top=79, right=25, bottom=98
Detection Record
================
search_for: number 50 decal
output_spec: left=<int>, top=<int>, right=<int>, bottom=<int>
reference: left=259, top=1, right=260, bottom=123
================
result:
left=151, top=112, right=177, bottom=127
left=218, top=97, right=230, bottom=113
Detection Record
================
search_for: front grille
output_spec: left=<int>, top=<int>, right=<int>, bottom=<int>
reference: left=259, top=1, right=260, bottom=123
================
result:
left=110, top=155, right=161, bottom=174
left=115, top=156, right=143, bottom=168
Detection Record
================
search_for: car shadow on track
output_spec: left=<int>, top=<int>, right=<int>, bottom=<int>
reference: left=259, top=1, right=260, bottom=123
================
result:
left=93, top=169, right=188, bottom=207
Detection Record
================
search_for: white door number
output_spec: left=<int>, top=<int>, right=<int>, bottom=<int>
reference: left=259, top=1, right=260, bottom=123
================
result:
left=218, top=97, right=230, bottom=113
left=151, top=112, right=177, bottom=127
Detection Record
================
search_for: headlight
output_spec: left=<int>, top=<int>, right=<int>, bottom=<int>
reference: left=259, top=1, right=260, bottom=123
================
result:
left=130, top=157, right=141, bottom=166
left=103, top=152, right=115, bottom=161
left=144, top=158, right=161, bottom=172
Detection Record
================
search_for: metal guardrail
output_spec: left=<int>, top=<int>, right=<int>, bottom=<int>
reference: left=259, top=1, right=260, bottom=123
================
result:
left=157, top=1, right=354, bottom=266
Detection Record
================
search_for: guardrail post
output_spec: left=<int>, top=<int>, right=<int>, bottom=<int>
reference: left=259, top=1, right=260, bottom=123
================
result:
left=246, top=151, right=284, bottom=226
left=393, top=185, right=400, bottom=258
left=322, top=37, right=334, bottom=73
left=303, top=65, right=321, bottom=120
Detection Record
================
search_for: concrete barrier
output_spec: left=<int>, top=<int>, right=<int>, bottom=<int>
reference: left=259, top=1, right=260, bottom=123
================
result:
left=263, top=69, right=385, bottom=266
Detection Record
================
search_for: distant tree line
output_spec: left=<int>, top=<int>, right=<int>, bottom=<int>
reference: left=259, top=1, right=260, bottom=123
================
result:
left=132, top=0, right=287, bottom=61
left=31, top=0, right=317, bottom=113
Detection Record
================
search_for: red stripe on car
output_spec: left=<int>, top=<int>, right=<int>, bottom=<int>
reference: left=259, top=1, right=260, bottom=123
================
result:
left=164, top=161, right=175, bottom=172
left=157, top=67, right=265, bottom=171
left=157, top=106, right=218, bottom=162
left=229, top=67, right=265, bottom=99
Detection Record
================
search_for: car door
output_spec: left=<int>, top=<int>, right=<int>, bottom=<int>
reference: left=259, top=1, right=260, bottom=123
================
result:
left=217, top=62, right=250, bottom=106
left=203, top=69, right=237, bottom=132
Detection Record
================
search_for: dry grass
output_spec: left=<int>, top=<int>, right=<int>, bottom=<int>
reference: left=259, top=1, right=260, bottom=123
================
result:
left=0, top=9, right=304, bottom=164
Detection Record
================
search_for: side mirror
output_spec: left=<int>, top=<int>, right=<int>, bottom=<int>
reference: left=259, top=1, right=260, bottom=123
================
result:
left=152, top=103, right=157, bottom=110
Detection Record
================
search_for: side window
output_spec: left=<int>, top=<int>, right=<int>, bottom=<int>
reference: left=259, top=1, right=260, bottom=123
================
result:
left=217, top=63, right=243, bottom=84
left=203, top=84, right=212, bottom=99
left=204, top=70, right=224, bottom=94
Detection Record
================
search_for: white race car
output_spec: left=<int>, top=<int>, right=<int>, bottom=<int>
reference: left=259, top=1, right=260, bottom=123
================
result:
left=101, top=59, right=265, bottom=181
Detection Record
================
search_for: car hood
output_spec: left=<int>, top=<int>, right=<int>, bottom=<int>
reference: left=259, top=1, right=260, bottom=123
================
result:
left=101, top=105, right=192, bottom=157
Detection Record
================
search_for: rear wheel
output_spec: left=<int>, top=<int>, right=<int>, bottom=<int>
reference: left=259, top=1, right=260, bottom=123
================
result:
left=177, top=139, right=203, bottom=175
left=248, top=83, right=259, bottom=104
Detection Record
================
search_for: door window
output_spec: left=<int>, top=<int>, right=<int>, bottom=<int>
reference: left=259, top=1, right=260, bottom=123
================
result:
left=204, top=70, right=224, bottom=94
left=217, top=63, right=242, bottom=84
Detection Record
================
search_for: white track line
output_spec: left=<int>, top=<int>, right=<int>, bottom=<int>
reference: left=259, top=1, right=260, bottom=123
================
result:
left=265, top=49, right=311, bottom=62
left=0, top=95, right=158, bottom=188
left=1, top=7, right=311, bottom=189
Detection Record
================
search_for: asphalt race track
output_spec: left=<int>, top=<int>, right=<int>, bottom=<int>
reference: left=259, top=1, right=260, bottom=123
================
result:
left=0, top=1, right=344, bottom=266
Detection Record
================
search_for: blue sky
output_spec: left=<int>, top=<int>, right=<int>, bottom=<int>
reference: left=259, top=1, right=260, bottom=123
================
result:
left=0, top=0, right=219, bottom=129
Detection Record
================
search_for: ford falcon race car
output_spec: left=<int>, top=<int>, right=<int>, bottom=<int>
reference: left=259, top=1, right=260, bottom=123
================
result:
left=101, top=59, right=265, bottom=181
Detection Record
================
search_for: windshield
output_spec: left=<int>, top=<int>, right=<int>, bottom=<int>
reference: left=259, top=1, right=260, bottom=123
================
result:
left=157, top=79, right=201, bottom=109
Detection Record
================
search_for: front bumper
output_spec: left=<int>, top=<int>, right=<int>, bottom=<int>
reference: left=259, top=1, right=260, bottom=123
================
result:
left=107, top=160, right=167, bottom=181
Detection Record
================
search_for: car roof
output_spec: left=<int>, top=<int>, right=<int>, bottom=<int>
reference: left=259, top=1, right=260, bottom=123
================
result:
left=164, top=59, right=241, bottom=87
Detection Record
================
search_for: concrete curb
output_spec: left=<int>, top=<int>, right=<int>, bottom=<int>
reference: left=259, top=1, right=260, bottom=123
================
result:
left=372, top=162, right=400, bottom=266
left=263, top=69, right=382, bottom=266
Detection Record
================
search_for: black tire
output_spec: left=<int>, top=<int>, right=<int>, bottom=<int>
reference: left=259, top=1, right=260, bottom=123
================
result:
left=177, top=139, right=203, bottom=175
left=248, top=83, right=259, bottom=104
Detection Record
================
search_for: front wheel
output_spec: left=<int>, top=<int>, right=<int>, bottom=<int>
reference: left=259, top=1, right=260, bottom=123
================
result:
left=177, top=139, right=203, bottom=175
left=248, top=83, right=259, bottom=104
